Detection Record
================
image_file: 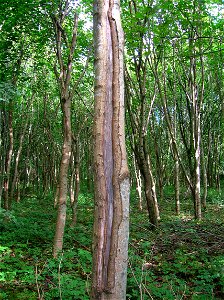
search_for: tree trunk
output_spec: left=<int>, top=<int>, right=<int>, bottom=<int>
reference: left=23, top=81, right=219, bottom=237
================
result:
left=91, top=0, right=130, bottom=298
left=3, top=45, right=23, bottom=209
left=189, top=29, right=202, bottom=220
left=3, top=108, right=13, bottom=210
left=153, top=124, right=164, bottom=201
left=10, top=117, right=29, bottom=199
left=193, top=114, right=201, bottom=220
left=201, top=142, right=207, bottom=209
left=136, top=147, right=160, bottom=227
left=0, top=109, right=7, bottom=207
left=133, top=157, right=143, bottom=210
left=70, top=138, right=80, bottom=227
left=174, top=153, right=180, bottom=215
left=125, top=74, right=160, bottom=226
left=52, top=3, right=78, bottom=257
left=53, top=99, right=72, bottom=257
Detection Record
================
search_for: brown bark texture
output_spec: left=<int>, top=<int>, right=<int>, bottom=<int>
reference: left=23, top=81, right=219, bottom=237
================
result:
left=91, top=0, right=130, bottom=299
left=53, top=100, right=72, bottom=257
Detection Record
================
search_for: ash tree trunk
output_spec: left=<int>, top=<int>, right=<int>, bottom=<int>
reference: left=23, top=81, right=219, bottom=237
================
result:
left=91, top=0, right=130, bottom=299
left=52, top=2, right=78, bottom=257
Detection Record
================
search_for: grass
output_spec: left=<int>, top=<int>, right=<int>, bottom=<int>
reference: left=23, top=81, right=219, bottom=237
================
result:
left=0, top=185, right=224, bottom=299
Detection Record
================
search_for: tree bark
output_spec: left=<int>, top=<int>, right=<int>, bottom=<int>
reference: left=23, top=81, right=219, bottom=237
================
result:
left=3, top=108, right=13, bottom=210
left=0, top=109, right=7, bottom=207
left=135, top=143, right=160, bottom=227
left=10, top=112, right=29, bottom=200
left=201, top=141, right=207, bottom=209
left=133, top=157, right=143, bottom=210
left=52, top=4, right=78, bottom=257
left=125, top=71, right=160, bottom=227
left=91, top=0, right=130, bottom=298
left=53, top=99, right=72, bottom=257
left=70, top=137, right=80, bottom=227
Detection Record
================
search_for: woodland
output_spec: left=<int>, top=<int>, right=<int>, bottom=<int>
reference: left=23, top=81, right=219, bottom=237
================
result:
left=0, top=0, right=224, bottom=299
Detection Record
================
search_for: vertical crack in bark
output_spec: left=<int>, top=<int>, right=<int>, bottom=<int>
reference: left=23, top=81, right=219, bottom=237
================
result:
left=92, top=0, right=113, bottom=294
left=106, top=0, right=120, bottom=291
left=102, top=8, right=114, bottom=288
left=106, top=0, right=129, bottom=292
left=92, top=0, right=130, bottom=297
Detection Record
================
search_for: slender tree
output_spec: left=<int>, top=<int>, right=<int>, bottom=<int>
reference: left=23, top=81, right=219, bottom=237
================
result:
left=52, top=1, right=78, bottom=257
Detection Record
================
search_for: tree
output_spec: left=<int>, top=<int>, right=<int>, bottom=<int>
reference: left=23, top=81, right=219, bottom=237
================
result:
left=124, top=0, right=160, bottom=227
left=91, top=0, right=130, bottom=298
left=51, top=0, right=79, bottom=257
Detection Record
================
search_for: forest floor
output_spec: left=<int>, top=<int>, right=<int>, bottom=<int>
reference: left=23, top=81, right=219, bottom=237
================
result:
left=0, top=186, right=224, bottom=299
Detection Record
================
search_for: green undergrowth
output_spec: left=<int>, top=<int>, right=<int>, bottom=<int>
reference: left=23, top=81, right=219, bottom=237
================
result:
left=0, top=193, right=93, bottom=299
left=0, top=186, right=224, bottom=299
left=128, top=185, right=224, bottom=299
